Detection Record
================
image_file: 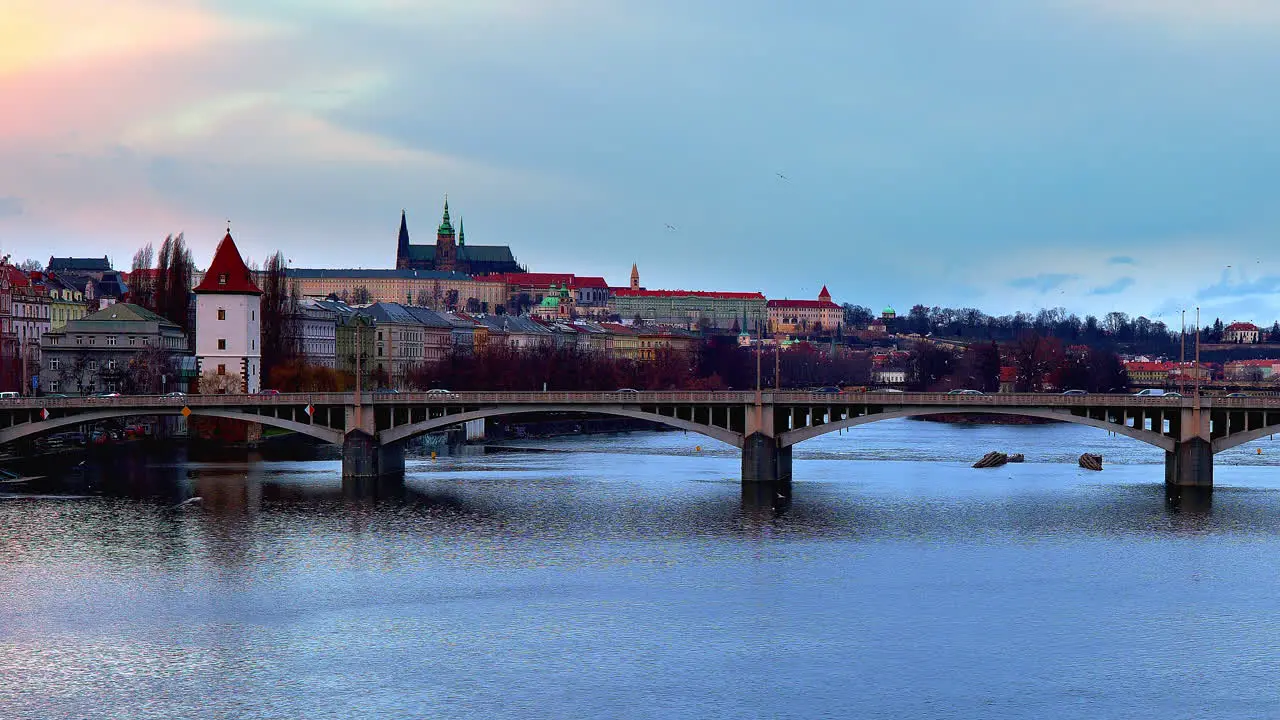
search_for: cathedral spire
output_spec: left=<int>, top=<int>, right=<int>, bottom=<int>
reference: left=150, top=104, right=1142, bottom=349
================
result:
left=458, top=218, right=465, bottom=246
left=438, top=196, right=453, bottom=234
left=396, top=209, right=410, bottom=269
left=630, top=263, right=640, bottom=291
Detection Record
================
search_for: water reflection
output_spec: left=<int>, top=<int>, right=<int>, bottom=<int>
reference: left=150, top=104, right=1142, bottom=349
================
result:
left=9, top=428, right=1280, bottom=719
left=1166, top=484, right=1213, bottom=514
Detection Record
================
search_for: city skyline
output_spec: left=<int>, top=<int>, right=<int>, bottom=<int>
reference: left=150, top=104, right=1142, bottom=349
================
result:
left=3, top=1, right=1280, bottom=322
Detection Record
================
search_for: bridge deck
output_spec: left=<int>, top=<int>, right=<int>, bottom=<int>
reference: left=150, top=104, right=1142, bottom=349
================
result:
left=3, top=391, right=1277, bottom=411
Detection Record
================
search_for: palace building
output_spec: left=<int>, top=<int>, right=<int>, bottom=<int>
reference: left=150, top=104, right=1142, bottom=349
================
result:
left=394, top=198, right=524, bottom=276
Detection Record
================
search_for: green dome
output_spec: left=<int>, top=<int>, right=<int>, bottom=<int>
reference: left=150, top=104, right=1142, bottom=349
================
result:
left=883, top=307, right=895, bottom=314
left=540, top=295, right=560, bottom=308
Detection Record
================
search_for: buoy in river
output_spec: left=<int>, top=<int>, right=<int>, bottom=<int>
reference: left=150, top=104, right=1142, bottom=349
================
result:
left=695, top=445, right=701, bottom=452
left=431, top=451, right=437, bottom=460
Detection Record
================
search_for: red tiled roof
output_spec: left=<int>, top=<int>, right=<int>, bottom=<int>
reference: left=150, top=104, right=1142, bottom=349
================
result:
left=496, top=272, right=574, bottom=286
left=1225, top=322, right=1260, bottom=332
left=5, top=266, right=30, bottom=287
left=194, top=233, right=262, bottom=295
left=613, top=289, right=765, bottom=300
left=1125, top=361, right=1176, bottom=372
left=599, top=322, right=636, bottom=335
left=767, top=299, right=840, bottom=309
left=482, top=272, right=609, bottom=289
left=1225, top=359, right=1278, bottom=367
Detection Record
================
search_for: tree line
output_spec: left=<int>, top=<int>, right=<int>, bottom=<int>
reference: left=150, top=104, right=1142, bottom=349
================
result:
left=842, top=303, right=1277, bottom=356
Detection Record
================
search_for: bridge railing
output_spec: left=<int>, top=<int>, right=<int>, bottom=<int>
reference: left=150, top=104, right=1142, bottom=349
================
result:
left=5, top=391, right=1280, bottom=411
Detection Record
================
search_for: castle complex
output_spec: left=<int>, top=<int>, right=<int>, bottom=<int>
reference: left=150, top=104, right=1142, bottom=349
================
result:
left=394, top=198, right=524, bottom=276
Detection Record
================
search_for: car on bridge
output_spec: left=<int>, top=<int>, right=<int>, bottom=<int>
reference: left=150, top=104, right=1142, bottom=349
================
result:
left=374, top=388, right=400, bottom=395
left=814, top=387, right=843, bottom=394
left=94, top=392, right=121, bottom=398
left=257, top=389, right=280, bottom=396
left=164, top=391, right=186, bottom=397
left=1062, top=389, right=1088, bottom=396
left=424, top=389, right=455, bottom=395
left=1227, top=392, right=1250, bottom=398
left=616, top=388, right=639, bottom=393
left=947, top=389, right=984, bottom=395
left=1135, top=389, right=1181, bottom=398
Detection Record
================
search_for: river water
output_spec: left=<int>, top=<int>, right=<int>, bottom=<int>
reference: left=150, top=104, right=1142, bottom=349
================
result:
left=4, top=420, right=1280, bottom=719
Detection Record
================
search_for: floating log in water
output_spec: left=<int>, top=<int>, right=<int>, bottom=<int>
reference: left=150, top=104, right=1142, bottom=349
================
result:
left=1079, top=453, right=1103, bottom=471
left=1008, top=454, right=1025, bottom=463
left=973, top=451, right=1008, bottom=469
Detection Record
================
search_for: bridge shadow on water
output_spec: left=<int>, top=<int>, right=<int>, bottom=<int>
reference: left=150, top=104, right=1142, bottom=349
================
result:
left=13, top=444, right=1280, bottom=570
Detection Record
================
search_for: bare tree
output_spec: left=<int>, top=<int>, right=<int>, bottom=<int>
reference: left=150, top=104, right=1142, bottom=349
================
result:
left=351, top=286, right=372, bottom=305
left=129, top=242, right=155, bottom=310
left=415, top=290, right=431, bottom=306
left=199, top=370, right=243, bottom=395
left=260, top=251, right=299, bottom=381
left=16, top=258, right=42, bottom=273
left=154, top=234, right=193, bottom=332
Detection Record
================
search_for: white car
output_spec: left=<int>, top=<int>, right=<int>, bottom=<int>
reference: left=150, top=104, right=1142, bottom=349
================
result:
left=424, top=389, right=454, bottom=395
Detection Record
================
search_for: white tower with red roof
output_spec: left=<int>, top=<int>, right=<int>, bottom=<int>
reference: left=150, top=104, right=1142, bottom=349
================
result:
left=193, top=232, right=263, bottom=393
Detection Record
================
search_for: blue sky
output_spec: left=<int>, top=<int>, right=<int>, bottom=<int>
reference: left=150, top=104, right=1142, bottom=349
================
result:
left=2, top=0, right=1279, bottom=325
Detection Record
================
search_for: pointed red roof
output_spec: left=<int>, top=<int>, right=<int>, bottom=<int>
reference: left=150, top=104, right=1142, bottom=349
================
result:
left=194, top=233, right=262, bottom=295
left=818, top=285, right=831, bottom=300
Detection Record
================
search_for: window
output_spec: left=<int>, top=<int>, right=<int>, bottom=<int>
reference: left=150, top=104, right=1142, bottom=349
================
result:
left=129, top=337, right=136, bottom=346
left=218, top=308, right=226, bottom=320
left=87, top=361, right=98, bottom=371
left=218, top=339, right=227, bottom=350
left=89, top=337, right=95, bottom=345
left=49, top=381, right=59, bottom=393
left=106, top=336, right=116, bottom=346
left=217, top=364, right=226, bottom=376
left=107, top=359, right=117, bottom=371
left=218, top=273, right=228, bottom=285
left=50, top=358, right=60, bottom=371
left=76, top=336, right=82, bottom=345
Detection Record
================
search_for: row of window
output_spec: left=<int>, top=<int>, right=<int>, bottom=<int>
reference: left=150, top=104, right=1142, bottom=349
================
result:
left=49, top=358, right=120, bottom=371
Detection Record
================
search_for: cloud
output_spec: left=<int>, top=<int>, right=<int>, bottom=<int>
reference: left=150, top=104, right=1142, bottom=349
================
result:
left=1107, top=255, right=1135, bottom=265
left=1059, top=0, right=1280, bottom=33
left=1008, top=273, right=1079, bottom=293
left=1090, top=277, right=1135, bottom=295
left=0, top=196, right=22, bottom=217
left=1198, top=274, right=1280, bottom=300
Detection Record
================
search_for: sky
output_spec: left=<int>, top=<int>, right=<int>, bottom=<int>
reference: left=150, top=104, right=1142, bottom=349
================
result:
left=2, top=0, right=1279, bottom=326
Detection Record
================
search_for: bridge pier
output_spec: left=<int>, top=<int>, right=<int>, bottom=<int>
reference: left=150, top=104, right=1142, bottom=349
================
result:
left=742, top=433, right=791, bottom=484
left=342, top=430, right=404, bottom=479
left=1165, top=438, right=1212, bottom=488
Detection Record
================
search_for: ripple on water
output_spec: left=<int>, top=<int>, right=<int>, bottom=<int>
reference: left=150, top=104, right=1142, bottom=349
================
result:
left=3, top=420, right=1280, bottom=719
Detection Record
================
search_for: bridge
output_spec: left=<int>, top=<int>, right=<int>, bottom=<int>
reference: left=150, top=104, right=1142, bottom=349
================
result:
left=3, top=391, right=1280, bottom=488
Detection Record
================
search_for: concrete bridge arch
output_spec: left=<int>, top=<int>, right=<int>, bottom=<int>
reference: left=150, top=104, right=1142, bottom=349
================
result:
left=378, top=405, right=744, bottom=449
left=0, top=408, right=344, bottom=447
left=777, top=407, right=1176, bottom=452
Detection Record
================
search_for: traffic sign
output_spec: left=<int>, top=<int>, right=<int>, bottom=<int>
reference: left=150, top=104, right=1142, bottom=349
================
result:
left=40, top=408, right=49, bottom=421
left=181, top=406, right=192, bottom=418
left=305, top=404, right=315, bottom=418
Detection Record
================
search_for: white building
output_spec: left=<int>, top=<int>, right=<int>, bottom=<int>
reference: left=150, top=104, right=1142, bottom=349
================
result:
left=294, top=299, right=339, bottom=368
left=873, top=369, right=907, bottom=385
left=1223, top=322, right=1261, bottom=344
left=193, top=232, right=262, bottom=393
